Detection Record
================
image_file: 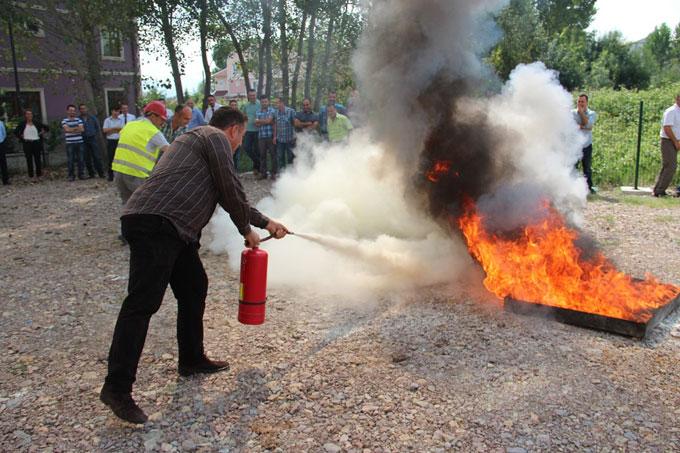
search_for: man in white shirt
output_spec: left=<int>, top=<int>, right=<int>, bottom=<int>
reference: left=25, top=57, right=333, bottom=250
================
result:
left=119, top=103, right=137, bottom=125
left=103, top=106, right=125, bottom=181
left=204, top=95, right=222, bottom=124
left=652, top=93, right=680, bottom=197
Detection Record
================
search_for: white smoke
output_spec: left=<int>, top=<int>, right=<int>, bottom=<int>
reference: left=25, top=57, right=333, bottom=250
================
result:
left=475, top=63, right=589, bottom=228
left=205, top=132, right=472, bottom=300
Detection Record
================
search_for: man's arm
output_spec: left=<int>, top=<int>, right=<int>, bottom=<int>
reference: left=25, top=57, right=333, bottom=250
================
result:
left=206, top=132, right=263, bottom=237
left=293, top=118, right=304, bottom=128
left=664, top=126, right=679, bottom=150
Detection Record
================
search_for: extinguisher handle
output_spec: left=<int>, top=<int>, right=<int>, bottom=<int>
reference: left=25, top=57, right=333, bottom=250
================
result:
left=244, top=234, right=273, bottom=247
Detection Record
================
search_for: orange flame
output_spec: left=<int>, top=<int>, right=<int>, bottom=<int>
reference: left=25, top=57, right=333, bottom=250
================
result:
left=458, top=200, right=679, bottom=322
left=426, top=160, right=453, bottom=182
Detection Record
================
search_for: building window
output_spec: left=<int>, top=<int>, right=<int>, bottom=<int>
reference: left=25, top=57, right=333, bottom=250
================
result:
left=19, top=18, right=45, bottom=38
left=101, top=30, right=124, bottom=60
left=0, top=89, right=46, bottom=121
left=104, top=88, right=126, bottom=115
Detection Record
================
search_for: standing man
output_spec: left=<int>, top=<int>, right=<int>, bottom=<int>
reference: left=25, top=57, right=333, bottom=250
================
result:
left=161, top=105, right=193, bottom=143
left=120, top=103, right=136, bottom=125
left=204, top=95, right=222, bottom=124
left=103, top=107, right=125, bottom=181
left=158, top=98, right=174, bottom=120
left=653, top=93, right=680, bottom=197
left=319, top=90, right=347, bottom=139
left=62, top=104, right=86, bottom=181
left=14, top=108, right=49, bottom=181
left=255, top=95, right=276, bottom=179
left=186, top=98, right=206, bottom=130
left=572, top=94, right=597, bottom=194
left=240, top=89, right=261, bottom=175
left=100, top=108, right=288, bottom=424
left=79, top=104, right=105, bottom=178
left=326, top=104, right=353, bottom=143
left=294, top=98, right=319, bottom=135
left=273, top=96, right=296, bottom=168
left=111, top=101, right=170, bottom=206
left=0, top=107, right=8, bottom=185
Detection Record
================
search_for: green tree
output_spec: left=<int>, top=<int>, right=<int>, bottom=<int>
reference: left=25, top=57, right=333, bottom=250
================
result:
left=644, top=23, right=672, bottom=66
left=534, top=0, right=596, bottom=36
left=490, top=0, right=547, bottom=80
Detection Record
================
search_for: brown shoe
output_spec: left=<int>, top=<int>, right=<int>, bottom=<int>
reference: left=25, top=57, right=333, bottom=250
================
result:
left=100, top=386, right=148, bottom=424
left=178, top=357, right=230, bottom=377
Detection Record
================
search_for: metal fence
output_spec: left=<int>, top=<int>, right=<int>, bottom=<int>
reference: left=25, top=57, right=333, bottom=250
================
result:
left=591, top=97, right=677, bottom=189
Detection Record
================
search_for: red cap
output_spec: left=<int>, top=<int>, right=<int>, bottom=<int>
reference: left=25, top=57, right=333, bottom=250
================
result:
left=143, top=101, right=168, bottom=121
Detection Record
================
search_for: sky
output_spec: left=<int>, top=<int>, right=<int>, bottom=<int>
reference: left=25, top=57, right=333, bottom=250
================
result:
left=140, top=0, right=680, bottom=97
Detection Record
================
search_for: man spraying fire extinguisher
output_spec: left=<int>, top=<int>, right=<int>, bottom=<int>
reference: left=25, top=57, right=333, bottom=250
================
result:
left=100, top=108, right=288, bottom=425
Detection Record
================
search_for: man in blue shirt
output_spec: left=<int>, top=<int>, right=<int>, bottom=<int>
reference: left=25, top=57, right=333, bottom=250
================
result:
left=572, top=94, right=597, bottom=194
left=186, top=98, right=206, bottom=130
left=79, top=103, right=105, bottom=178
left=319, top=91, right=347, bottom=139
left=255, top=96, right=277, bottom=179
left=0, top=106, right=8, bottom=185
left=273, top=96, right=296, bottom=168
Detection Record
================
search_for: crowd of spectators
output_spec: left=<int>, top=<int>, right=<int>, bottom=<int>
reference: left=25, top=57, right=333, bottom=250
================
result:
left=0, top=89, right=357, bottom=184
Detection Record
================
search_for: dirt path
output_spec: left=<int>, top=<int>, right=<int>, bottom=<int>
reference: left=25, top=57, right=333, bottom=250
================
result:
left=1, top=172, right=679, bottom=452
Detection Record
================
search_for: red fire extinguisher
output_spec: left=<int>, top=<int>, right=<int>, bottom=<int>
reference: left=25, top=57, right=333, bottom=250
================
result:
left=238, top=247, right=268, bottom=325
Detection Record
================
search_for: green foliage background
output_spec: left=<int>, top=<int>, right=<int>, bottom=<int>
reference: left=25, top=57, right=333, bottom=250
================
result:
left=588, top=82, right=680, bottom=188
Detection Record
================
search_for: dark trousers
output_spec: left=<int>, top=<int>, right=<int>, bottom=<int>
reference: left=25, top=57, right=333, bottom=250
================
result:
left=276, top=141, right=295, bottom=168
left=578, top=144, right=593, bottom=190
left=0, top=142, right=8, bottom=184
left=23, top=140, right=42, bottom=177
left=653, top=138, right=677, bottom=195
left=106, top=139, right=118, bottom=181
left=258, top=137, right=277, bottom=177
left=105, top=214, right=208, bottom=393
left=83, top=136, right=104, bottom=177
left=66, top=143, right=85, bottom=179
left=243, top=131, right=260, bottom=172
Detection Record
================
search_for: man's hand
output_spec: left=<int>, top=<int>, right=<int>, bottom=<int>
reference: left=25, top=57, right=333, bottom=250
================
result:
left=244, top=230, right=261, bottom=248
left=265, top=220, right=289, bottom=239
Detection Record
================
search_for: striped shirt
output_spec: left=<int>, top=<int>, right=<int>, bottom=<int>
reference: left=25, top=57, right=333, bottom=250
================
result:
left=274, top=107, right=296, bottom=143
left=123, top=126, right=269, bottom=243
left=61, top=117, right=84, bottom=144
left=256, top=107, right=276, bottom=139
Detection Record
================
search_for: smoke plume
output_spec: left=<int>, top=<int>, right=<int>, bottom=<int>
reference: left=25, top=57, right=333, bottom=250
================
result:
left=207, top=0, right=589, bottom=299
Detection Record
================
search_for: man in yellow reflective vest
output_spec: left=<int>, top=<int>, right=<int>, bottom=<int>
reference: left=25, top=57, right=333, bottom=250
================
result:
left=112, top=101, right=170, bottom=205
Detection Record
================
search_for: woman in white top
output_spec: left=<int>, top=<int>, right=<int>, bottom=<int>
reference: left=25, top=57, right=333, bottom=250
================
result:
left=14, top=109, right=49, bottom=180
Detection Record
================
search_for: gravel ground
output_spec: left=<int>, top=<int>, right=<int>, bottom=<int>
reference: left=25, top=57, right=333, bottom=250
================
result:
left=1, top=169, right=679, bottom=452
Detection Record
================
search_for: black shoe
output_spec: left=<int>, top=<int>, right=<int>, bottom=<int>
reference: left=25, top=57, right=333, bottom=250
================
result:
left=68, top=176, right=75, bottom=182
left=178, top=357, right=230, bottom=377
left=117, top=234, right=128, bottom=245
left=100, top=386, right=148, bottom=424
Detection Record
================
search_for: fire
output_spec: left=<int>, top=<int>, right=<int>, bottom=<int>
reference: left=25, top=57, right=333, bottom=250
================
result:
left=426, top=160, right=455, bottom=182
left=459, top=200, right=679, bottom=322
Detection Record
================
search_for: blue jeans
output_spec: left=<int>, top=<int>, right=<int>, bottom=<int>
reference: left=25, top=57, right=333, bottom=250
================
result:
left=276, top=141, right=295, bottom=168
left=242, top=131, right=259, bottom=172
left=83, top=136, right=104, bottom=177
left=66, top=143, right=85, bottom=179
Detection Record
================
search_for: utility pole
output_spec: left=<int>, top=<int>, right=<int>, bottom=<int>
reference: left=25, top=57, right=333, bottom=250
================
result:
left=7, top=12, right=23, bottom=117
